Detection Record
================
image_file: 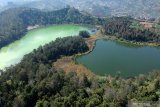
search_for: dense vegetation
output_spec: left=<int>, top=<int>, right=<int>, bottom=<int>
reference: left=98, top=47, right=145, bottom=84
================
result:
left=0, top=8, right=27, bottom=48
left=158, top=19, right=160, bottom=24
left=0, top=36, right=89, bottom=107
left=79, top=31, right=90, bottom=38
left=0, top=7, right=160, bottom=107
left=104, top=17, right=160, bottom=42
left=0, top=36, right=160, bottom=107
left=0, top=7, right=99, bottom=48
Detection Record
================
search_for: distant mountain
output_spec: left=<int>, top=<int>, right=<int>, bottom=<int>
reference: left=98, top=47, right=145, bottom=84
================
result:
left=0, top=0, right=30, bottom=12
left=0, top=0, right=41, bottom=12
left=65, top=0, right=160, bottom=19
left=0, top=0, right=160, bottom=19
left=22, top=0, right=66, bottom=11
left=22, top=0, right=160, bottom=19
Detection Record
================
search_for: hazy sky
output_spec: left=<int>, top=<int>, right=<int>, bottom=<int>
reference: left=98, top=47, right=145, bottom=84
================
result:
left=0, top=0, right=39, bottom=4
left=0, top=0, right=38, bottom=2
left=0, top=0, right=39, bottom=6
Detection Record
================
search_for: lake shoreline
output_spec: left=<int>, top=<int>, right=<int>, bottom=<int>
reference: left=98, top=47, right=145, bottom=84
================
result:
left=103, top=35, right=160, bottom=47
left=27, top=23, right=96, bottom=32
left=0, top=23, right=95, bottom=50
left=2, top=24, right=160, bottom=77
left=71, top=29, right=160, bottom=77
left=54, top=30, right=104, bottom=79
left=74, top=29, right=160, bottom=65
left=0, top=24, right=91, bottom=70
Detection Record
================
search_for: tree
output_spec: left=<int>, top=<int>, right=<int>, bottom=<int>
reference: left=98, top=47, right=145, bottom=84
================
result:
left=79, top=31, right=90, bottom=38
left=158, top=18, right=160, bottom=24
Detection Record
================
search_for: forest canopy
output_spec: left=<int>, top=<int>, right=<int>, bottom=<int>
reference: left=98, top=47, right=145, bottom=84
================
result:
left=0, top=7, right=160, bottom=107
left=103, top=17, right=160, bottom=42
left=0, top=36, right=159, bottom=107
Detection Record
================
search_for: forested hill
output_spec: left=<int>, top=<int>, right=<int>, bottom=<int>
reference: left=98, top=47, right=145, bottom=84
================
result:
left=0, top=7, right=97, bottom=48
left=66, top=0, right=160, bottom=19
left=0, top=36, right=90, bottom=107
left=104, top=17, right=160, bottom=43
left=1, top=0, right=160, bottom=19
left=0, top=36, right=160, bottom=107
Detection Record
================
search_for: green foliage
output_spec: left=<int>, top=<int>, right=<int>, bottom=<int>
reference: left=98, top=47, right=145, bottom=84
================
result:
left=0, top=35, right=159, bottom=106
left=0, top=13, right=160, bottom=107
left=129, top=21, right=144, bottom=31
left=0, top=36, right=89, bottom=107
left=155, top=23, right=160, bottom=29
left=158, top=19, right=160, bottom=24
left=104, top=17, right=160, bottom=42
left=0, top=8, right=27, bottom=48
left=79, top=30, right=90, bottom=38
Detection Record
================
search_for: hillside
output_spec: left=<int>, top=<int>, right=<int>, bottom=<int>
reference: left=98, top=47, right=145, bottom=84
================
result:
left=65, top=0, right=160, bottom=19
left=0, top=2, right=160, bottom=107
left=0, top=0, right=31, bottom=12
left=23, top=0, right=66, bottom=11
left=32, top=0, right=160, bottom=19
left=0, top=7, right=97, bottom=48
left=103, top=17, right=160, bottom=43
left=1, top=0, right=160, bottom=19
left=0, top=36, right=160, bottom=107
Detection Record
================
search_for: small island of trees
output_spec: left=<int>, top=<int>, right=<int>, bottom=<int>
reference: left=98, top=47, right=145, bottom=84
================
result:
left=79, top=30, right=90, bottom=38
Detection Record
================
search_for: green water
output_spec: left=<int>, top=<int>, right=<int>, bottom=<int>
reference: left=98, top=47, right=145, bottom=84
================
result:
left=0, top=24, right=90, bottom=70
left=77, top=40, right=160, bottom=77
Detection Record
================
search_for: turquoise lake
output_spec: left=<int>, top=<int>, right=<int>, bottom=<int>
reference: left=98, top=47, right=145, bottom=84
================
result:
left=0, top=24, right=91, bottom=70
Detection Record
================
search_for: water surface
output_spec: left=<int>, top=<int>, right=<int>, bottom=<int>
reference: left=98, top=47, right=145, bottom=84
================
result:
left=0, top=24, right=90, bottom=69
left=77, top=40, right=160, bottom=77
